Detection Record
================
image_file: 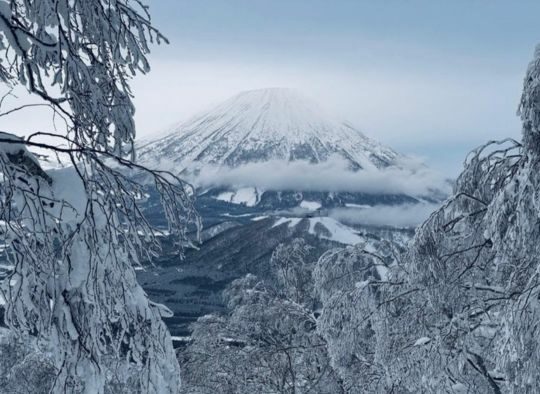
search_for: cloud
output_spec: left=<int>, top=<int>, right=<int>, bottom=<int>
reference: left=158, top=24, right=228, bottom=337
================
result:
left=330, top=203, right=440, bottom=228
left=192, top=156, right=450, bottom=196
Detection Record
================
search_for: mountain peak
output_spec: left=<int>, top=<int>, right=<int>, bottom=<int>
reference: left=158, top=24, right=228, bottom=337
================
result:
left=138, top=88, right=400, bottom=171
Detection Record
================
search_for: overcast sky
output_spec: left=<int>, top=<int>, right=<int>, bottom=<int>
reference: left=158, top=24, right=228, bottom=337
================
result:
left=2, top=1, right=537, bottom=176
left=128, top=0, right=540, bottom=176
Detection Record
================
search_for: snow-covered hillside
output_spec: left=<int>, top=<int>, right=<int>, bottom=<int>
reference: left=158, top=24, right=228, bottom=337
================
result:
left=138, top=88, right=401, bottom=171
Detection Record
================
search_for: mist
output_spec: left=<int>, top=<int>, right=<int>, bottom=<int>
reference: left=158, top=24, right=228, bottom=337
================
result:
left=330, top=203, right=440, bottom=228
left=193, top=156, right=450, bottom=196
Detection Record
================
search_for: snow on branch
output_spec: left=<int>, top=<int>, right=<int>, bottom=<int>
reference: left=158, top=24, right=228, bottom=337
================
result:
left=0, top=1, right=199, bottom=393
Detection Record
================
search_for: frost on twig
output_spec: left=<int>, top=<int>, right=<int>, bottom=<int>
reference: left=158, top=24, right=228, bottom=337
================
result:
left=0, top=1, right=199, bottom=393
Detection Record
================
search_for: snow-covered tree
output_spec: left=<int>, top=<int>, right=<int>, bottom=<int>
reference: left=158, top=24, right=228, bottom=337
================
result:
left=182, top=270, right=342, bottom=393
left=350, top=46, right=540, bottom=393
left=0, top=328, right=55, bottom=393
left=270, top=238, right=315, bottom=306
left=0, top=1, right=198, bottom=392
left=312, top=241, right=400, bottom=392
left=379, top=138, right=521, bottom=393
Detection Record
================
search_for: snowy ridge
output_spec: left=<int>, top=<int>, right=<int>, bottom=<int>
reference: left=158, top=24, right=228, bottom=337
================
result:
left=138, top=88, right=401, bottom=172
left=270, top=216, right=364, bottom=245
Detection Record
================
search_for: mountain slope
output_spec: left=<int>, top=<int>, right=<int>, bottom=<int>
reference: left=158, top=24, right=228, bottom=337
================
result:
left=137, top=215, right=413, bottom=339
left=138, top=88, right=401, bottom=172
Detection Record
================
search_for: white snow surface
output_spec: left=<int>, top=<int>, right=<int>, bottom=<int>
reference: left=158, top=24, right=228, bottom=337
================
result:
left=251, top=216, right=269, bottom=221
left=138, top=88, right=401, bottom=172
left=413, top=337, right=431, bottom=346
left=215, top=187, right=259, bottom=206
left=271, top=217, right=303, bottom=229
left=300, top=200, right=322, bottom=210
left=270, top=215, right=364, bottom=245
left=345, top=203, right=372, bottom=209
left=215, top=191, right=234, bottom=203
left=308, top=217, right=364, bottom=245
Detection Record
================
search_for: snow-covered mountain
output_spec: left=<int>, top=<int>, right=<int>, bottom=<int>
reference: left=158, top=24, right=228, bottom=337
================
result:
left=138, top=88, right=402, bottom=171
left=138, top=88, right=444, bottom=209
left=137, top=88, right=447, bottom=211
